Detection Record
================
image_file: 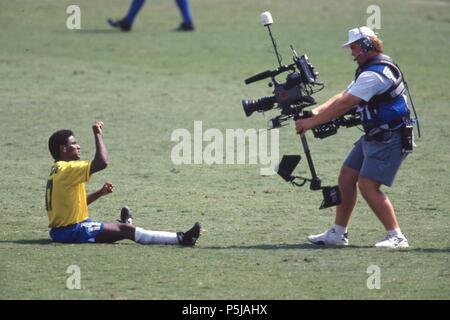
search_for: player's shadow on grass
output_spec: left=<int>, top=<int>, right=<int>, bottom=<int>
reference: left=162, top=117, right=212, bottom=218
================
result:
left=0, top=239, right=53, bottom=245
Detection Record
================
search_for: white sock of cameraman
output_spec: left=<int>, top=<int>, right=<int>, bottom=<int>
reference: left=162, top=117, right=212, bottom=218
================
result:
left=387, top=228, right=403, bottom=237
left=134, top=227, right=179, bottom=245
left=333, top=224, right=347, bottom=235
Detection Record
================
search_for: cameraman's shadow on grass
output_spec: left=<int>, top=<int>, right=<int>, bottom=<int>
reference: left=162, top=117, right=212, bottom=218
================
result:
left=201, top=243, right=450, bottom=252
left=201, top=243, right=357, bottom=250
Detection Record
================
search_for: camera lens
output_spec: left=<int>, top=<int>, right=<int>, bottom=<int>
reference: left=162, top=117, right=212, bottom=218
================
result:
left=241, top=96, right=277, bottom=117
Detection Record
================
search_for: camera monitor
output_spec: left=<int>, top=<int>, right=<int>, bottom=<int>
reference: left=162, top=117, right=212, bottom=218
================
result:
left=276, top=155, right=301, bottom=182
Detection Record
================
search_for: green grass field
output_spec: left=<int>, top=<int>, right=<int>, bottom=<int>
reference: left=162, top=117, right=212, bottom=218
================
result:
left=1, top=0, right=449, bottom=300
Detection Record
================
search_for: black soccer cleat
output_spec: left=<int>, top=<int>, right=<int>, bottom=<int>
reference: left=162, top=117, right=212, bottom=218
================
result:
left=118, top=206, right=133, bottom=224
left=177, top=222, right=201, bottom=247
left=174, top=22, right=195, bottom=32
left=107, top=18, right=132, bottom=32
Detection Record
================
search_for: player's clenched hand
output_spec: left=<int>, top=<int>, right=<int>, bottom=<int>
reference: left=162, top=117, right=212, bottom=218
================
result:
left=92, top=121, right=104, bottom=135
left=100, top=181, right=114, bottom=196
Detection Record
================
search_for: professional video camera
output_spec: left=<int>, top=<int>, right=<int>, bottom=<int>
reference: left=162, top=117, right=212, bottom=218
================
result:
left=242, top=32, right=324, bottom=129
left=242, top=49, right=322, bottom=116
left=241, top=12, right=347, bottom=209
left=242, top=50, right=324, bottom=131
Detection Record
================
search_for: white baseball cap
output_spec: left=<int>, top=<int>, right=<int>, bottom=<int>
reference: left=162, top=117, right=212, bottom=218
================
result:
left=342, top=26, right=376, bottom=48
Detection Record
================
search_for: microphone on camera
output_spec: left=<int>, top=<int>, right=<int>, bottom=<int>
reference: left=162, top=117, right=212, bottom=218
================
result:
left=245, top=70, right=273, bottom=84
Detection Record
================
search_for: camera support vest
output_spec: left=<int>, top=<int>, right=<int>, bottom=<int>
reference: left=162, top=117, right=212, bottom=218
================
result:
left=354, top=54, right=409, bottom=131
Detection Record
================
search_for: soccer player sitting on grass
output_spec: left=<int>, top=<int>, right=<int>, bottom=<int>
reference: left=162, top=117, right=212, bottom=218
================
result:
left=45, top=121, right=200, bottom=246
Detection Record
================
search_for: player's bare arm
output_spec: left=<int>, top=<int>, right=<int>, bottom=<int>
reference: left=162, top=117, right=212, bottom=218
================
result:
left=87, top=181, right=114, bottom=205
left=90, top=121, right=109, bottom=175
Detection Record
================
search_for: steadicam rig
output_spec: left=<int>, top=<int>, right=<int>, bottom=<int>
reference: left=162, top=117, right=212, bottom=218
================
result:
left=241, top=12, right=342, bottom=209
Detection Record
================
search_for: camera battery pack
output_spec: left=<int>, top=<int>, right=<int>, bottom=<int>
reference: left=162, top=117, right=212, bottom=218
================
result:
left=401, top=123, right=414, bottom=154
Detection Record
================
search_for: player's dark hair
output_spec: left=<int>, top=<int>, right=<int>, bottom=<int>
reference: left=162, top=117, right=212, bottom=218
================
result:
left=48, top=129, right=74, bottom=160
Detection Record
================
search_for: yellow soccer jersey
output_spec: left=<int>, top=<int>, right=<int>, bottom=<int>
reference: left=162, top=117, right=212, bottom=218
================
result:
left=46, top=160, right=92, bottom=228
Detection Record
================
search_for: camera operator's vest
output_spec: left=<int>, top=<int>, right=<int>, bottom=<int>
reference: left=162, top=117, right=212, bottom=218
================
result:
left=354, top=54, right=409, bottom=133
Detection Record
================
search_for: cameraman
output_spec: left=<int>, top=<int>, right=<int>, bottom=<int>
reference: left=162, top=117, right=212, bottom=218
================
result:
left=295, top=26, right=411, bottom=248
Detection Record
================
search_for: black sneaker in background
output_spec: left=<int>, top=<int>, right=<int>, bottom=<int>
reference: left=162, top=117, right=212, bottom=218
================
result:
left=174, top=22, right=195, bottom=32
left=107, top=18, right=132, bottom=32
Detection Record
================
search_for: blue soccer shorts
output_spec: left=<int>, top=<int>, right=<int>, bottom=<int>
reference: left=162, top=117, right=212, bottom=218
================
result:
left=49, top=218, right=104, bottom=243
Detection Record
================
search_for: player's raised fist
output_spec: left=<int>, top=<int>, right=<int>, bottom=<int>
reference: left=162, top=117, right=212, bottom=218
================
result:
left=92, top=121, right=104, bottom=135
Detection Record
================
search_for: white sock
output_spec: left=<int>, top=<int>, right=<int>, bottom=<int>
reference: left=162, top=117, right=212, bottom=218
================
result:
left=333, top=224, right=347, bottom=235
left=134, top=227, right=179, bottom=245
left=387, top=228, right=402, bottom=237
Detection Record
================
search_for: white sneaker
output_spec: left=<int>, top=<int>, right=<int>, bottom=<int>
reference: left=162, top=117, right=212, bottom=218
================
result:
left=375, top=234, right=409, bottom=249
left=307, top=228, right=349, bottom=246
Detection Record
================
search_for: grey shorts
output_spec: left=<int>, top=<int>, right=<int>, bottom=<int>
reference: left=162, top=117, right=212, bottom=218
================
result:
left=344, top=131, right=407, bottom=187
